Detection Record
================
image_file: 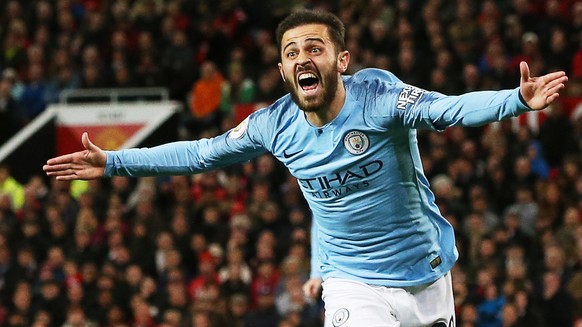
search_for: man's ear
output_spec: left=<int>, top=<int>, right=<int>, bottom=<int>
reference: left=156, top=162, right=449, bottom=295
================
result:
left=337, top=51, right=350, bottom=73
left=278, top=63, right=286, bottom=82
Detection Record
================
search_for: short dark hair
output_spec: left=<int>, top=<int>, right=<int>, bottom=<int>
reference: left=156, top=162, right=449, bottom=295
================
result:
left=276, top=10, right=346, bottom=55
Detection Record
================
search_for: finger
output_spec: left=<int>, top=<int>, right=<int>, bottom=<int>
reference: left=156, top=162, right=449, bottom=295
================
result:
left=43, top=163, right=72, bottom=172
left=45, top=154, right=77, bottom=166
left=46, top=168, right=78, bottom=177
left=82, top=132, right=97, bottom=152
left=520, top=61, right=530, bottom=84
left=544, top=77, right=567, bottom=91
left=542, top=71, right=567, bottom=84
left=56, top=174, right=79, bottom=181
left=546, top=93, right=560, bottom=104
left=45, top=162, right=89, bottom=173
left=546, top=83, right=565, bottom=96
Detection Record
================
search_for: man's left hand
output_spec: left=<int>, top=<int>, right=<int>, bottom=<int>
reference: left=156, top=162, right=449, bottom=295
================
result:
left=519, top=61, right=568, bottom=110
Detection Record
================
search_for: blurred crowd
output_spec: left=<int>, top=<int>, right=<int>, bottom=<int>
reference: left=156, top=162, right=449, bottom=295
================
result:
left=2, top=0, right=582, bottom=326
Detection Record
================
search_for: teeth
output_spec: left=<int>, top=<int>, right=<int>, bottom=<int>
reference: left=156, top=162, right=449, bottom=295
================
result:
left=298, top=72, right=317, bottom=80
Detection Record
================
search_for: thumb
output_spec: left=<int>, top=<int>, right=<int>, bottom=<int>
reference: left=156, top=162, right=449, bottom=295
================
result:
left=81, top=132, right=97, bottom=152
left=520, top=61, right=530, bottom=84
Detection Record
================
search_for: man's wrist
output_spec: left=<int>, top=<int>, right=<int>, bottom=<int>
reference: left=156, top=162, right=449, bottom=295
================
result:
left=517, top=89, right=532, bottom=110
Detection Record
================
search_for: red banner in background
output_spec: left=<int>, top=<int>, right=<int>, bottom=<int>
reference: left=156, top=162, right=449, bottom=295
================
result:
left=56, top=124, right=143, bottom=155
left=53, top=103, right=180, bottom=156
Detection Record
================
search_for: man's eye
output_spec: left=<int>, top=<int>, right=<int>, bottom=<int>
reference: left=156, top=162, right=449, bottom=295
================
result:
left=311, top=48, right=321, bottom=53
left=287, top=51, right=296, bottom=58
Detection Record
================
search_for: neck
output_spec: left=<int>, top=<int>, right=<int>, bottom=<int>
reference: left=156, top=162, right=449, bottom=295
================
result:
left=304, top=76, right=346, bottom=127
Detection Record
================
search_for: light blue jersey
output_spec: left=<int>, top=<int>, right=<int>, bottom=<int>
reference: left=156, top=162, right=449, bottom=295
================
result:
left=105, top=68, right=530, bottom=287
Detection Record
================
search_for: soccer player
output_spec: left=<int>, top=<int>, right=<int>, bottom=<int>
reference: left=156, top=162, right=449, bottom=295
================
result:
left=44, top=10, right=568, bottom=327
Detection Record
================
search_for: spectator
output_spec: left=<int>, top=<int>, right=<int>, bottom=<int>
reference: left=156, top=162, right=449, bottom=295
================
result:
left=161, top=29, right=195, bottom=101
left=250, top=260, right=279, bottom=310
left=187, top=61, right=225, bottom=136
left=539, top=271, right=574, bottom=327
left=220, top=62, right=256, bottom=117
left=111, top=64, right=135, bottom=88
left=245, top=283, right=280, bottom=327
left=44, top=64, right=80, bottom=104
left=187, top=251, right=219, bottom=302
left=198, top=206, right=229, bottom=246
left=62, top=306, right=98, bottom=327
left=227, top=293, right=250, bottom=327
left=0, top=165, right=24, bottom=213
left=159, top=308, right=182, bottom=327
left=2, top=19, right=28, bottom=71
left=130, top=297, right=156, bottom=327
left=79, top=64, right=108, bottom=89
left=537, top=181, right=568, bottom=230
left=476, top=283, right=506, bottom=327
left=254, top=68, right=285, bottom=105
left=8, top=281, right=33, bottom=326
left=546, top=27, right=573, bottom=75
left=219, top=245, right=252, bottom=285
left=19, top=63, right=48, bottom=122
left=36, top=278, right=67, bottom=325
left=539, top=102, right=579, bottom=168
left=1, top=68, right=25, bottom=103
left=0, top=75, right=22, bottom=144
left=135, top=53, right=163, bottom=87
left=462, top=63, right=482, bottom=92
left=504, top=186, right=538, bottom=237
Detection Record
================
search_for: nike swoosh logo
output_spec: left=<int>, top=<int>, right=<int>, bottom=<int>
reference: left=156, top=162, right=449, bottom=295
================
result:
left=283, top=149, right=301, bottom=159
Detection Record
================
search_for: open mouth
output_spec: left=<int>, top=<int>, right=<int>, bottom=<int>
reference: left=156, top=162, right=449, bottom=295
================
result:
left=297, top=72, right=320, bottom=95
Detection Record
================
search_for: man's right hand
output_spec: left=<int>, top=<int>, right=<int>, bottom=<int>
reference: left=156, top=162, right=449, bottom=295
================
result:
left=303, top=277, right=323, bottom=300
left=43, top=132, right=106, bottom=180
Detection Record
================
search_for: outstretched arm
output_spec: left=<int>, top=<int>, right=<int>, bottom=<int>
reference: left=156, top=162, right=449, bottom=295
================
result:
left=43, top=132, right=106, bottom=180
left=519, top=61, right=568, bottom=110
left=44, top=111, right=271, bottom=180
left=373, top=61, right=569, bottom=130
left=391, top=61, right=569, bottom=130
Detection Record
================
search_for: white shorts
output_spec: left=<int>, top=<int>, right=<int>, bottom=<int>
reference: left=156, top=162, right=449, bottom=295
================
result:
left=321, top=273, right=455, bottom=327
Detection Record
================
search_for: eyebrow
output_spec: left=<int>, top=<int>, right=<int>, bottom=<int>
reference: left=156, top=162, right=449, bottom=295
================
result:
left=283, top=37, right=325, bottom=52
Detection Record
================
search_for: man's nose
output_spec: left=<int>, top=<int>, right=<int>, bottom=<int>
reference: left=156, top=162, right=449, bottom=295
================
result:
left=296, top=51, right=311, bottom=66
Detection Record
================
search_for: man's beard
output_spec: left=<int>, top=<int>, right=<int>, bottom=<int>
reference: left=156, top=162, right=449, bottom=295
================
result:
left=284, top=64, right=339, bottom=113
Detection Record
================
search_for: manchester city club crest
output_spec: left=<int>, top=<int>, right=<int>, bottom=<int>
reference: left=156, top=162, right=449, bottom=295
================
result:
left=343, top=130, right=370, bottom=155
